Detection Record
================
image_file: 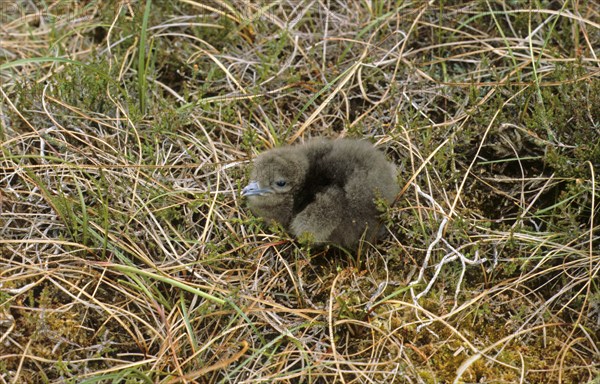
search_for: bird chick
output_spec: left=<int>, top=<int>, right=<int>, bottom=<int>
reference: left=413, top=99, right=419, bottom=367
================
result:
left=241, top=139, right=398, bottom=249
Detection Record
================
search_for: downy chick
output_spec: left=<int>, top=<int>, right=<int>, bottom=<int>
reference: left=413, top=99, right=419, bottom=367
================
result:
left=242, top=139, right=398, bottom=249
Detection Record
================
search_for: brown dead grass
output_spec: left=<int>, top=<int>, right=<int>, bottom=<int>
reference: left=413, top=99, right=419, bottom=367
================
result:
left=1, top=1, right=599, bottom=383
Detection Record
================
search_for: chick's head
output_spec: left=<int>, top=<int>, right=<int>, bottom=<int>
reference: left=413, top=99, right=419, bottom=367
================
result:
left=241, top=149, right=308, bottom=224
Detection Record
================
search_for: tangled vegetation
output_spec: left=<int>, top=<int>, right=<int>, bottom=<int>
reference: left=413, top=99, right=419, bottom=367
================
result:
left=1, top=1, right=598, bottom=383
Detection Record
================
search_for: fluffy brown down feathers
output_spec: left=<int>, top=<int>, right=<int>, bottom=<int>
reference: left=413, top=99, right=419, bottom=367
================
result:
left=242, top=139, right=398, bottom=249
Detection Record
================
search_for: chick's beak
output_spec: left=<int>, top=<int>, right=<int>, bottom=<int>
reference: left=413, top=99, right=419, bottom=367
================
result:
left=241, top=181, right=272, bottom=196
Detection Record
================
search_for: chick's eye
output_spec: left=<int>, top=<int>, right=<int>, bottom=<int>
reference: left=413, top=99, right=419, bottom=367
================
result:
left=275, top=180, right=287, bottom=187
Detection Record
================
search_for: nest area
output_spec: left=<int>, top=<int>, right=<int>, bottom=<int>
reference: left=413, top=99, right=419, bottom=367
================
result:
left=1, top=1, right=599, bottom=383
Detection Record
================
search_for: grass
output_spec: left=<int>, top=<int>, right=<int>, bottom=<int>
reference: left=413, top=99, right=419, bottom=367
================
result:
left=0, top=0, right=599, bottom=383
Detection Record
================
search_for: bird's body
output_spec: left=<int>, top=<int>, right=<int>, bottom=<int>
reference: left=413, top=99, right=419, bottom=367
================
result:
left=242, top=139, right=398, bottom=249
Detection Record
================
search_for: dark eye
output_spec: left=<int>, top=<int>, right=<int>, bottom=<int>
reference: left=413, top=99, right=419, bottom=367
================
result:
left=275, top=180, right=287, bottom=187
